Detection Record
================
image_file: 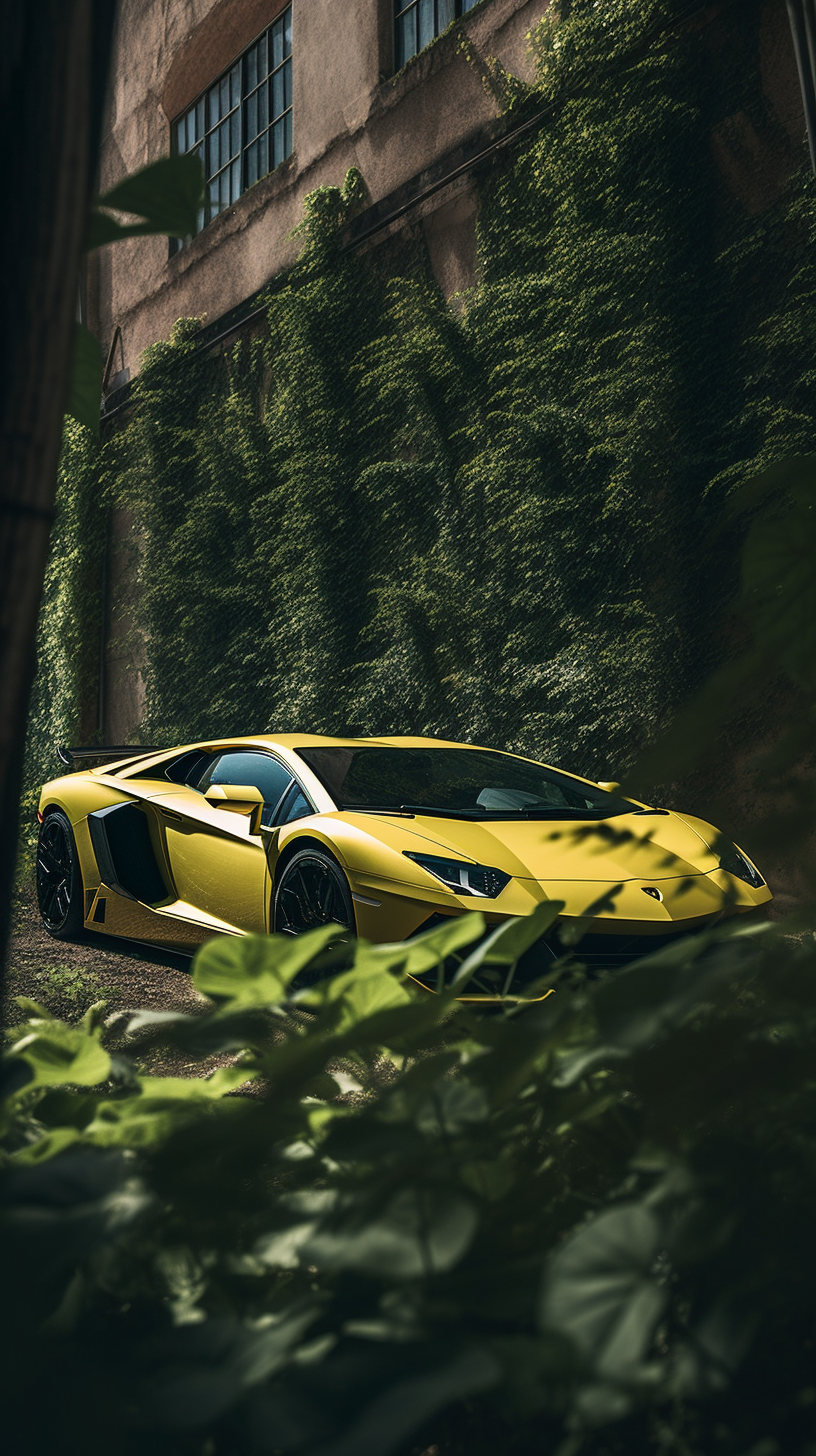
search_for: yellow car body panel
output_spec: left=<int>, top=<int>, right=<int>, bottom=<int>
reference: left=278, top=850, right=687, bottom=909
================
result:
left=37, top=733, right=772, bottom=1002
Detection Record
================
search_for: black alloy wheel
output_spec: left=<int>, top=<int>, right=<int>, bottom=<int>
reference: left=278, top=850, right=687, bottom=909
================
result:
left=273, top=849, right=355, bottom=937
left=36, top=810, right=84, bottom=939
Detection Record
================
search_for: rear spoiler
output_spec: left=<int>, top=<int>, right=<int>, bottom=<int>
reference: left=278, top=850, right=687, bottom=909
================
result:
left=57, top=745, right=164, bottom=770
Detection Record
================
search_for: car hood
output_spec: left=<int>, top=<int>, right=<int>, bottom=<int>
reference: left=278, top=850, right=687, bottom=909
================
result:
left=366, top=809, right=719, bottom=882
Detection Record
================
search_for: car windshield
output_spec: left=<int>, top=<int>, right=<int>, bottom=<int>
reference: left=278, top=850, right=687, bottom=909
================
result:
left=295, top=746, right=633, bottom=820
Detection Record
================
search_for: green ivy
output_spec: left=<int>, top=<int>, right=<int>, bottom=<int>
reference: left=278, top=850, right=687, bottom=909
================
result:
left=25, top=0, right=816, bottom=792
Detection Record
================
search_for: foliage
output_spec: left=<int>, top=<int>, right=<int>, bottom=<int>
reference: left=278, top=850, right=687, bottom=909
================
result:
left=70, top=154, right=205, bottom=431
left=3, top=902, right=816, bottom=1456
left=21, top=420, right=106, bottom=854
left=27, top=0, right=816, bottom=800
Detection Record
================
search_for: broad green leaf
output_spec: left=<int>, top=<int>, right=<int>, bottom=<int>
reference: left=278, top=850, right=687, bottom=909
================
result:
left=81, top=1067, right=254, bottom=1148
left=297, top=955, right=414, bottom=1029
left=67, top=322, right=102, bottom=432
left=539, top=1203, right=666, bottom=1378
left=380, top=911, right=487, bottom=978
left=304, top=1187, right=477, bottom=1279
left=11, top=1127, right=82, bottom=1164
left=86, top=154, right=205, bottom=250
left=136, top=1065, right=257, bottom=1099
left=451, top=899, right=564, bottom=990
left=193, top=927, right=340, bottom=1004
left=10, top=1022, right=110, bottom=1089
left=415, top=1077, right=490, bottom=1135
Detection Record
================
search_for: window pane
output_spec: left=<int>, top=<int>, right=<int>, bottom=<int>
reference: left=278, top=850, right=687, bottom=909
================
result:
left=175, top=118, right=186, bottom=154
left=230, top=108, right=241, bottom=157
left=439, top=0, right=455, bottom=26
left=246, top=135, right=259, bottom=187
left=255, top=131, right=270, bottom=184
left=208, top=81, right=221, bottom=126
left=220, top=118, right=231, bottom=167
left=207, top=176, right=221, bottom=220
left=284, top=108, right=292, bottom=158
left=230, top=158, right=241, bottom=202
left=272, top=117, right=285, bottom=167
left=246, top=87, right=266, bottom=145
left=284, top=58, right=292, bottom=110
left=284, top=7, right=292, bottom=56
left=230, top=62, right=241, bottom=109
left=418, top=0, right=435, bottom=49
left=219, top=75, right=230, bottom=117
left=396, top=8, right=416, bottom=66
left=257, top=32, right=268, bottom=79
left=277, top=786, right=312, bottom=825
left=201, top=751, right=293, bottom=826
left=195, top=98, right=205, bottom=138
left=461, top=0, right=479, bottom=10
left=246, top=41, right=258, bottom=92
left=272, top=18, right=283, bottom=68
left=272, top=68, right=284, bottom=119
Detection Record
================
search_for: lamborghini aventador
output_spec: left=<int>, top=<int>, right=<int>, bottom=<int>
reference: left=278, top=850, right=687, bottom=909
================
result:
left=36, top=734, right=771, bottom=1002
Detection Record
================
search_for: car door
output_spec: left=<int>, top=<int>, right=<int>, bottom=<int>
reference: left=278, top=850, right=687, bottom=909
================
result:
left=157, top=749, right=295, bottom=932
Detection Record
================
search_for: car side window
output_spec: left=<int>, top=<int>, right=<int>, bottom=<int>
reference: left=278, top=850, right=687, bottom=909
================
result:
left=196, top=751, right=293, bottom=827
left=276, top=782, right=313, bottom=826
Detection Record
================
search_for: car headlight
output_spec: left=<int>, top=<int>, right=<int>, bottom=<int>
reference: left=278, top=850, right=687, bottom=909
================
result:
left=718, top=839, right=764, bottom=889
left=403, top=852, right=510, bottom=898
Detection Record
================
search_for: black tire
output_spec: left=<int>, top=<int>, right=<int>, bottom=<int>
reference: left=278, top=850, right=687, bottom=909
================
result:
left=36, top=810, right=85, bottom=939
left=273, top=848, right=355, bottom=937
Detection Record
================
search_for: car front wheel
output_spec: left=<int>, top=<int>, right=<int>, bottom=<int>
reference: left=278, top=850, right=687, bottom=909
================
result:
left=273, top=848, right=355, bottom=937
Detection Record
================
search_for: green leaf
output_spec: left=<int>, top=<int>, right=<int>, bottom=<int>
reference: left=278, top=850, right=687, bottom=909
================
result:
left=304, top=1187, right=478, bottom=1279
left=86, top=154, right=205, bottom=250
left=451, top=899, right=564, bottom=991
left=10, top=1022, right=110, bottom=1090
left=193, top=927, right=340, bottom=1005
left=66, top=323, right=102, bottom=432
left=296, top=954, right=414, bottom=1029
left=539, top=1203, right=666, bottom=1379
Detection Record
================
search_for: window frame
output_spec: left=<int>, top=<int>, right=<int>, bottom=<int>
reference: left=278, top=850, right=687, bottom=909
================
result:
left=170, top=4, right=293, bottom=252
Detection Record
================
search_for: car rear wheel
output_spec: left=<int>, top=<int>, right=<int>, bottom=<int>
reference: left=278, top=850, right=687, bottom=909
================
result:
left=273, top=849, right=355, bottom=937
left=36, top=810, right=84, bottom=939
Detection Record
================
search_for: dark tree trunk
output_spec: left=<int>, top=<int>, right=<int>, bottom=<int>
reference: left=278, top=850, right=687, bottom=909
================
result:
left=0, top=2, right=116, bottom=994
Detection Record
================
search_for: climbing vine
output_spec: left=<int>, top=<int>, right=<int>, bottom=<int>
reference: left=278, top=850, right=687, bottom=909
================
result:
left=25, top=0, right=816, bottom=801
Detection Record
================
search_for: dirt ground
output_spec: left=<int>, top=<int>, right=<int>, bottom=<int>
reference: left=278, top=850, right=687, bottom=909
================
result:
left=3, top=883, right=228, bottom=1076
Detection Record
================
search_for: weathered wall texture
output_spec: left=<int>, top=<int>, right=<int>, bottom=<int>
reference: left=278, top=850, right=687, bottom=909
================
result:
left=89, top=0, right=549, bottom=379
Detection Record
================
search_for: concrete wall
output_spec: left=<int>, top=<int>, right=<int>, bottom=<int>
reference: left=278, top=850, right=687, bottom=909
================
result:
left=89, top=0, right=550, bottom=379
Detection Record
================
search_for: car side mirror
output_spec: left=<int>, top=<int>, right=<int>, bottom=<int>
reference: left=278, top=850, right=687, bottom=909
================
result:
left=204, top=783, right=264, bottom=836
left=596, top=780, right=621, bottom=794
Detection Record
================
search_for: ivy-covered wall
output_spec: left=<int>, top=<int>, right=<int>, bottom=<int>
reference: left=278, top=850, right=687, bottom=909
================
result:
left=25, top=0, right=816, bottom=805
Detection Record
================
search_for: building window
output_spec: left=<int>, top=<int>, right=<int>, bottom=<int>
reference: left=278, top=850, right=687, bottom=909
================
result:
left=171, top=4, right=292, bottom=249
left=394, top=0, right=479, bottom=70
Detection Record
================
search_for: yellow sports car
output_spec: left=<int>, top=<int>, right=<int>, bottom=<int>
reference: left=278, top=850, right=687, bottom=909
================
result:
left=36, top=734, right=771, bottom=1001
